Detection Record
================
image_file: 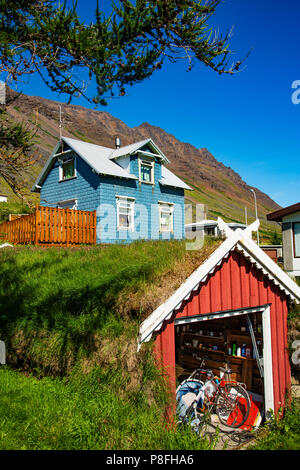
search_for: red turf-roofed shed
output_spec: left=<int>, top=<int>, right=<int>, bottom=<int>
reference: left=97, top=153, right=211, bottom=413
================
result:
left=138, top=220, right=300, bottom=418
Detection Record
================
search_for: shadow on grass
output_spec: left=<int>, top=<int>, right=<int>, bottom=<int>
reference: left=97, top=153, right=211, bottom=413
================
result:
left=0, top=246, right=165, bottom=373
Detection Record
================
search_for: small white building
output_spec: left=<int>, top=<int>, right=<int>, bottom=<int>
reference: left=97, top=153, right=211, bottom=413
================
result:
left=185, top=219, right=246, bottom=238
left=267, top=202, right=300, bottom=278
left=185, top=219, right=219, bottom=237
left=0, top=194, right=8, bottom=203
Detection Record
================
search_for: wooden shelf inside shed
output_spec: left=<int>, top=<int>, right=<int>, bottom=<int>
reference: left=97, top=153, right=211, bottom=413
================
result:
left=175, top=314, right=264, bottom=395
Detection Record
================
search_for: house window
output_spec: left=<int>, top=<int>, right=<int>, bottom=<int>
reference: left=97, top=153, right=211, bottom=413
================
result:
left=139, top=159, right=154, bottom=184
left=57, top=199, right=77, bottom=210
left=206, top=227, right=216, bottom=236
left=159, top=202, right=174, bottom=232
left=293, top=222, right=300, bottom=257
left=116, top=196, right=135, bottom=231
left=59, top=155, right=76, bottom=181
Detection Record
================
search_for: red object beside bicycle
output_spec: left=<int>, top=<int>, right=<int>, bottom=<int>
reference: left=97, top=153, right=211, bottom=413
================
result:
left=239, top=392, right=264, bottom=431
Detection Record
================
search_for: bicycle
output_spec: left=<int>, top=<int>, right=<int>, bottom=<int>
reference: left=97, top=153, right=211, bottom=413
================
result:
left=176, top=359, right=251, bottom=429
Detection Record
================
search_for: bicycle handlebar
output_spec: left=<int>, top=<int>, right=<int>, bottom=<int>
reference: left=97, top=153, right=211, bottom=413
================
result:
left=219, top=366, right=232, bottom=375
left=192, top=357, right=233, bottom=379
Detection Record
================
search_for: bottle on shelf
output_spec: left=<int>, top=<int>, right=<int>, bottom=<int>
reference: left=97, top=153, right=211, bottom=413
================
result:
left=241, top=344, right=246, bottom=357
left=237, top=345, right=241, bottom=357
left=232, top=343, right=237, bottom=356
left=245, top=345, right=252, bottom=358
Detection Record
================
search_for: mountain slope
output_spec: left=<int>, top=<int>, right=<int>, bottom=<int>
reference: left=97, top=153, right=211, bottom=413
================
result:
left=2, top=88, right=280, bottom=239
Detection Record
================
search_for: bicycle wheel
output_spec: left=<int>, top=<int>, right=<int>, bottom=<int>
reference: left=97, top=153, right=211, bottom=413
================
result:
left=178, top=401, right=205, bottom=432
left=180, top=401, right=197, bottom=425
left=215, top=384, right=251, bottom=428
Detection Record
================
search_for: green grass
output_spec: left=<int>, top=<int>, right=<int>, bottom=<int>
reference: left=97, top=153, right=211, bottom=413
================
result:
left=0, top=365, right=217, bottom=450
left=0, top=239, right=223, bottom=376
left=0, top=240, right=190, bottom=374
left=249, top=399, right=300, bottom=450
left=0, top=201, right=33, bottom=222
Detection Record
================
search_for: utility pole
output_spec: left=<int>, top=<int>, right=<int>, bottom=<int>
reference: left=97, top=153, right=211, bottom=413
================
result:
left=250, top=188, right=259, bottom=245
left=59, top=105, right=63, bottom=141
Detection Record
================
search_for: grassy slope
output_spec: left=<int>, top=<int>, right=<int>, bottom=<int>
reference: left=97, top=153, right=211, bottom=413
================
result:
left=0, top=239, right=221, bottom=373
left=0, top=365, right=217, bottom=450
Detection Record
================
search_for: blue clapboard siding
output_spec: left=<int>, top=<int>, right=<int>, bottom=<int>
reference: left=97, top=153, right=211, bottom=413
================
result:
left=40, top=155, right=100, bottom=212
left=40, top=153, right=185, bottom=244
left=97, top=155, right=184, bottom=244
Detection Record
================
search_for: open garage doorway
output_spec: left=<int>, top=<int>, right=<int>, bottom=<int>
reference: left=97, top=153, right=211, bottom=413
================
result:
left=174, top=305, right=274, bottom=417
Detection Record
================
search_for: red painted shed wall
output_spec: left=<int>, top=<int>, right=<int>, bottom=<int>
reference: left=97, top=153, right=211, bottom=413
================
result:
left=153, top=249, right=291, bottom=414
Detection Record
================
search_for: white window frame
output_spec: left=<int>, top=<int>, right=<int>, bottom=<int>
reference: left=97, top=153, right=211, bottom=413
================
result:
left=293, top=222, right=300, bottom=258
left=138, top=157, right=154, bottom=185
left=57, top=198, right=78, bottom=210
left=116, top=196, right=135, bottom=231
left=59, top=153, right=77, bottom=182
left=159, top=201, right=174, bottom=233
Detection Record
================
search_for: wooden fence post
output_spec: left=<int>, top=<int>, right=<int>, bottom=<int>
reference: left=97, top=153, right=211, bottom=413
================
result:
left=93, top=210, right=97, bottom=244
left=66, top=209, right=70, bottom=247
left=35, top=206, right=39, bottom=245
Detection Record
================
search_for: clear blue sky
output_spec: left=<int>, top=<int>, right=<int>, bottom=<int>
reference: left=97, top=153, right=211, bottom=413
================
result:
left=17, top=0, right=300, bottom=208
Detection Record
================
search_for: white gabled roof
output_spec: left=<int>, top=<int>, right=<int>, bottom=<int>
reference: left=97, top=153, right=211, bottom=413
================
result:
left=32, top=137, right=137, bottom=190
left=32, top=136, right=190, bottom=192
left=109, top=138, right=169, bottom=163
left=110, top=139, right=150, bottom=158
left=160, top=166, right=192, bottom=190
left=185, top=219, right=218, bottom=228
left=137, top=219, right=300, bottom=351
left=62, top=137, right=138, bottom=180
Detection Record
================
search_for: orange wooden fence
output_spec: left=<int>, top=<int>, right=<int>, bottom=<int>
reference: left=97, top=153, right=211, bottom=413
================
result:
left=0, top=206, right=96, bottom=246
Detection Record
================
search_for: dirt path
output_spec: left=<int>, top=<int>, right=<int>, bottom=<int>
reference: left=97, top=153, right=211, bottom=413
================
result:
left=201, top=383, right=300, bottom=450
left=198, top=414, right=257, bottom=450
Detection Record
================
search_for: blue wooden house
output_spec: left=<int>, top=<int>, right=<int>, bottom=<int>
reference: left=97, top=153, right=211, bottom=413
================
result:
left=31, top=136, right=191, bottom=244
